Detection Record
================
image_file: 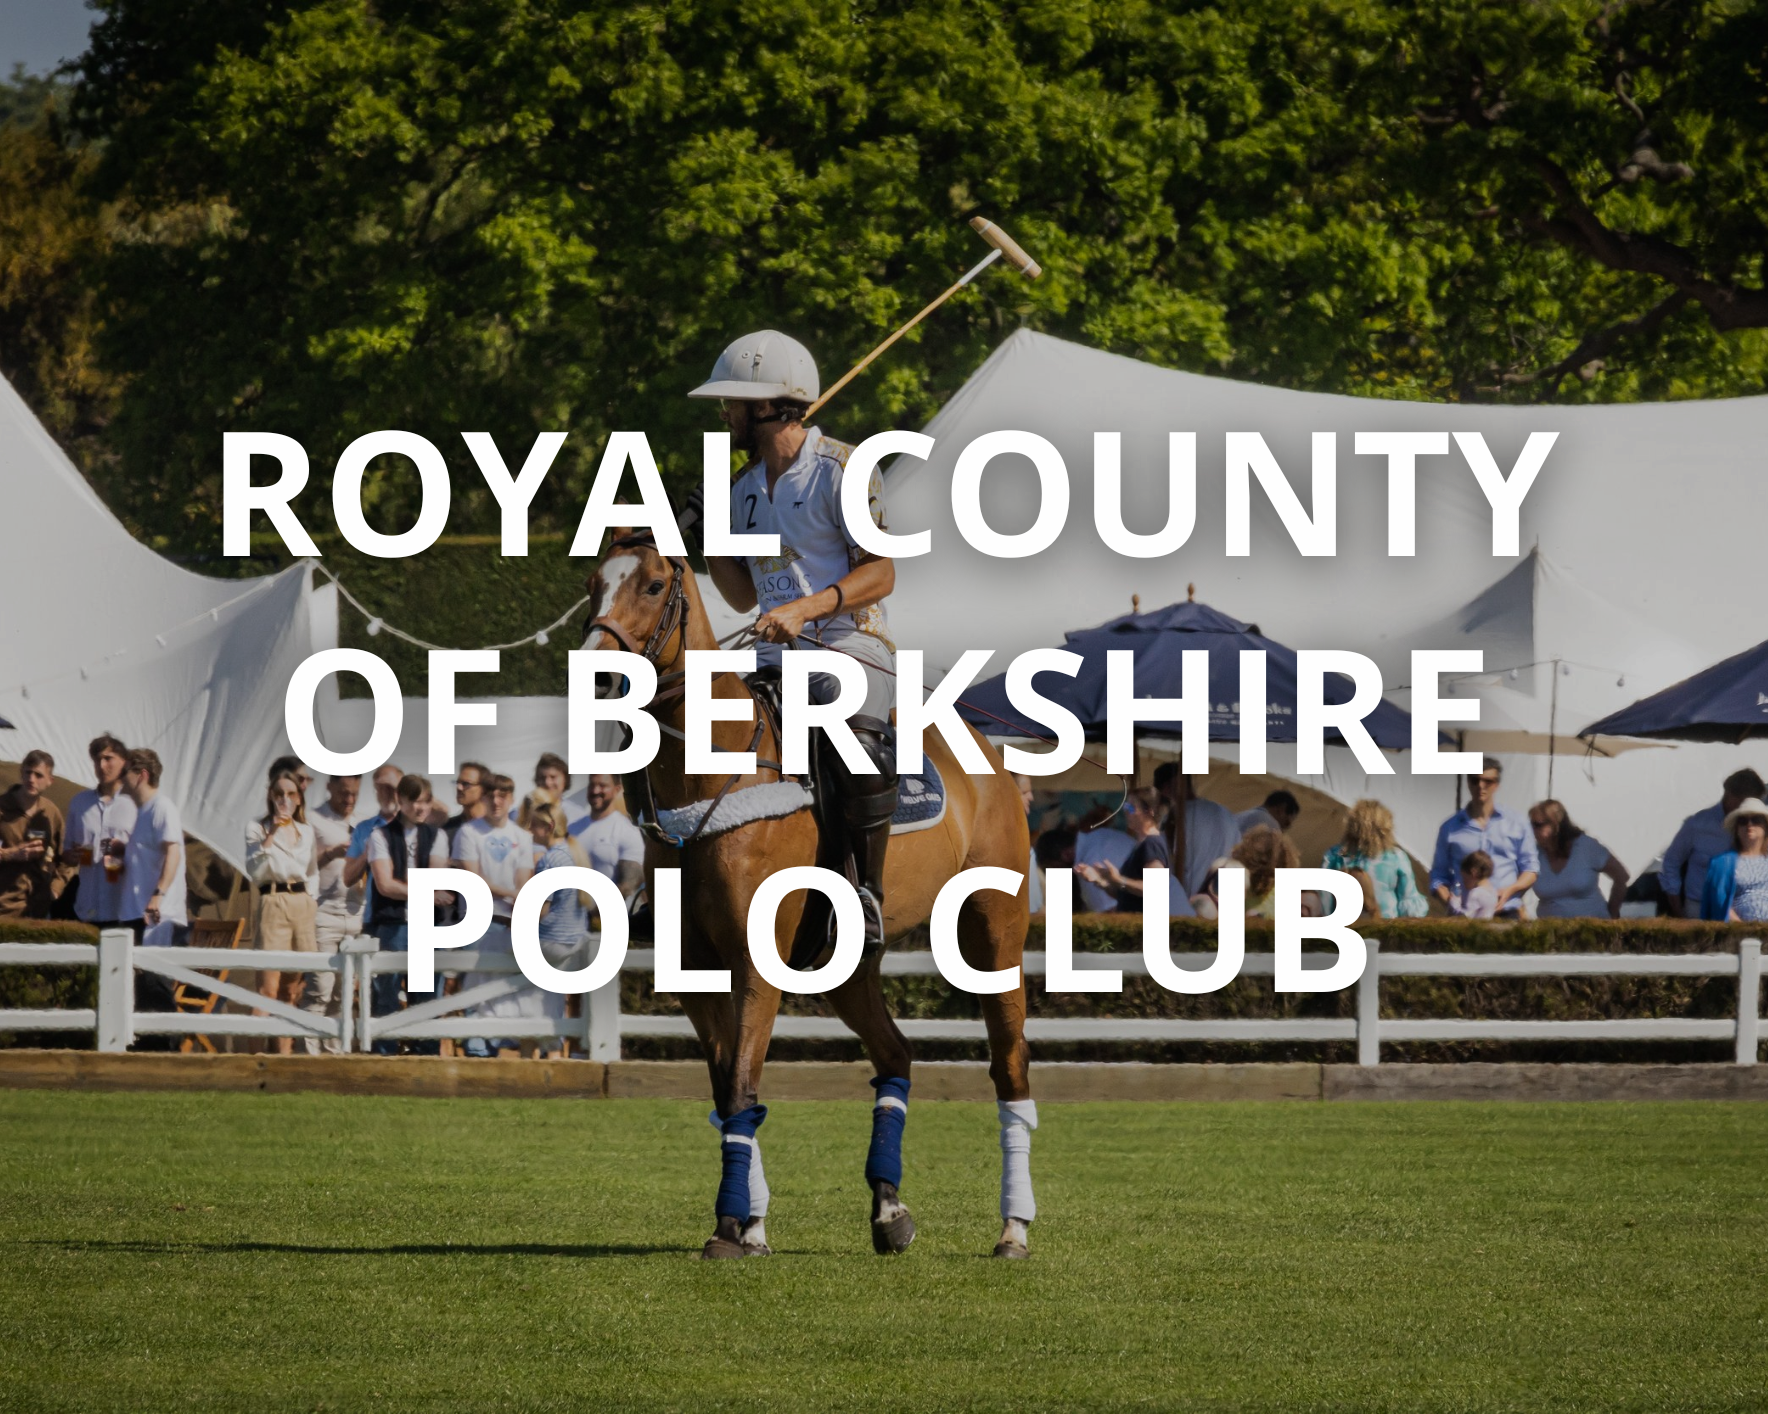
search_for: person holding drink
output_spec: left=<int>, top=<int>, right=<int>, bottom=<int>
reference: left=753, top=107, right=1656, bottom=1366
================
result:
left=0, top=750, right=70, bottom=919
left=245, top=770, right=320, bottom=1055
left=118, top=748, right=188, bottom=1041
left=62, top=734, right=137, bottom=927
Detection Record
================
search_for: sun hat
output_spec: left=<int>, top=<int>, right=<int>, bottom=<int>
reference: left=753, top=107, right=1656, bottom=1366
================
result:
left=1722, top=798, right=1768, bottom=832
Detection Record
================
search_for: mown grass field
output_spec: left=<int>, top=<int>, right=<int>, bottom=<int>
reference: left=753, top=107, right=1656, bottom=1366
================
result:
left=1, top=1091, right=1764, bottom=1412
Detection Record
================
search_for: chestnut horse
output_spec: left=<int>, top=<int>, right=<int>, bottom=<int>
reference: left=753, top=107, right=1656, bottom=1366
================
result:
left=583, top=532, right=1038, bottom=1259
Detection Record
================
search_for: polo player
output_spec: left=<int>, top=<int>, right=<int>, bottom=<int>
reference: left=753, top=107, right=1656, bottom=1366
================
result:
left=686, top=330, right=899, bottom=951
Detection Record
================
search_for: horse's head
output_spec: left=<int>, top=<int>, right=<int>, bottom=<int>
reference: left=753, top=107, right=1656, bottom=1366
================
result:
left=581, top=528, right=691, bottom=681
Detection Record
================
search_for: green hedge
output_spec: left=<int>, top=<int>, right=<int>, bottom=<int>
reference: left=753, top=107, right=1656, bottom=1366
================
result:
left=619, top=917, right=1765, bottom=1066
left=1038, top=915, right=1762, bottom=955
left=0, top=920, right=100, bottom=944
left=0, top=921, right=100, bottom=1048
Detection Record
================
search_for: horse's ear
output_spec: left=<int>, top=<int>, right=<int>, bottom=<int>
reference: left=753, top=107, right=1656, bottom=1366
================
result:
left=608, top=525, right=635, bottom=543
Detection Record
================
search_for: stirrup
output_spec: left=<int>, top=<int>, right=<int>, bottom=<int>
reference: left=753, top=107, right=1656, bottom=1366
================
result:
left=854, top=884, right=885, bottom=958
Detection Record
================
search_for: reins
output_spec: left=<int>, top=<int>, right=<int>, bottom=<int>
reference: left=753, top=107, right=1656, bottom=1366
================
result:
left=587, top=536, right=1130, bottom=842
left=587, top=536, right=786, bottom=848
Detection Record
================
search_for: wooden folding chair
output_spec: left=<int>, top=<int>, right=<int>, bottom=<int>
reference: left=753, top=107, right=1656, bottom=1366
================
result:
left=174, top=916, right=246, bottom=1054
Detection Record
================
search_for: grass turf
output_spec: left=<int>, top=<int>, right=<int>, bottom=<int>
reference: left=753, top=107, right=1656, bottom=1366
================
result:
left=0, top=1092, right=1764, bottom=1412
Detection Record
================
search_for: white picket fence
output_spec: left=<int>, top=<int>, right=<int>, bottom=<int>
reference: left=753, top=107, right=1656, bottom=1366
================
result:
left=0, top=931, right=1761, bottom=1066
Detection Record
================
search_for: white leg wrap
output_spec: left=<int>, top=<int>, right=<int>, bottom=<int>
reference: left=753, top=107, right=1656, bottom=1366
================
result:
left=747, top=1136, right=770, bottom=1218
left=710, top=1108, right=769, bottom=1217
left=997, top=1099, right=1038, bottom=1223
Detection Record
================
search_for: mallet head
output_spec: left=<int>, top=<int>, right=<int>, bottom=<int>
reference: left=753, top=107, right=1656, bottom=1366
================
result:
left=970, top=217, right=1042, bottom=279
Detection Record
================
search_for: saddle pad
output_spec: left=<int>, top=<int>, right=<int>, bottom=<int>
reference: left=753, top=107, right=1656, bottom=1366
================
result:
left=652, top=759, right=947, bottom=842
left=891, top=756, right=946, bottom=835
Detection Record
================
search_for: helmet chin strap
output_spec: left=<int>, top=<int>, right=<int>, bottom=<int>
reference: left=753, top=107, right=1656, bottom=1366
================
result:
left=750, top=405, right=803, bottom=427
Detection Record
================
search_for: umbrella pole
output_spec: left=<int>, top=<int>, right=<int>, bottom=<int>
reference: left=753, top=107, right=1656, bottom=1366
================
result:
left=1548, top=661, right=1560, bottom=797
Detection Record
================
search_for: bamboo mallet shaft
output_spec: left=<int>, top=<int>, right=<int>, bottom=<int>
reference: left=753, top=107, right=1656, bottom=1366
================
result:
left=804, top=218, right=1042, bottom=420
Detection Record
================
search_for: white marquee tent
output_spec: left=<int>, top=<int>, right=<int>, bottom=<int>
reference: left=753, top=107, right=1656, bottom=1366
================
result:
left=6, top=326, right=1765, bottom=879
left=0, top=375, right=321, bottom=870
left=0, top=369, right=744, bottom=866
left=882, top=330, right=1768, bottom=872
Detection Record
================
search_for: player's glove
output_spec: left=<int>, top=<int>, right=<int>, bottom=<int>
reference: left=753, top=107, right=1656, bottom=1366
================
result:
left=676, top=484, right=705, bottom=545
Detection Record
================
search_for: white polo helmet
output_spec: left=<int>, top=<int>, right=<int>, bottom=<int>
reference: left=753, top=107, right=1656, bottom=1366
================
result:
left=688, top=329, right=820, bottom=402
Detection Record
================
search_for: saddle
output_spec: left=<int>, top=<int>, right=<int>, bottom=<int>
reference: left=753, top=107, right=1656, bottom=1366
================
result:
left=750, top=667, right=880, bottom=969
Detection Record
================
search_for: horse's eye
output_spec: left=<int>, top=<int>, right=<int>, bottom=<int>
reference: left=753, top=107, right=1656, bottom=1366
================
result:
left=647, top=580, right=665, bottom=595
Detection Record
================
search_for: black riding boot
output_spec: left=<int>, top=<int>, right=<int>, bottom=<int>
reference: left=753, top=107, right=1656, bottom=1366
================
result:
left=837, top=716, right=898, bottom=953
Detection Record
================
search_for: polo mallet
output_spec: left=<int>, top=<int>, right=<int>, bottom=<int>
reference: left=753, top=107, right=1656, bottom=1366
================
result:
left=804, top=217, right=1043, bottom=419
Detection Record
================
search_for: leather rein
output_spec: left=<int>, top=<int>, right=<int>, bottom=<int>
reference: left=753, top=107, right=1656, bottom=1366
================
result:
left=584, top=534, right=781, bottom=848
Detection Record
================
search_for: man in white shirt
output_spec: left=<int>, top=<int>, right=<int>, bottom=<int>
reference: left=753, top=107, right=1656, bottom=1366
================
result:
left=120, top=748, right=187, bottom=1045
left=453, top=775, right=534, bottom=927
left=305, top=773, right=364, bottom=1054
left=61, top=733, right=138, bottom=927
left=120, top=748, right=187, bottom=947
left=452, top=774, right=535, bottom=1053
left=1154, top=764, right=1244, bottom=901
left=688, top=330, right=898, bottom=953
left=568, top=775, right=645, bottom=908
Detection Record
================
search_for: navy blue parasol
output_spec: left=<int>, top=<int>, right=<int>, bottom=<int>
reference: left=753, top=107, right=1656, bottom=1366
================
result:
left=1580, top=637, right=1768, bottom=744
left=954, top=597, right=1415, bottom=748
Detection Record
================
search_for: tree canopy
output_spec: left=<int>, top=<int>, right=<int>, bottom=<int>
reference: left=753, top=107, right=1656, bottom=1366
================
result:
left=2, top=0, right=1762, bottom=556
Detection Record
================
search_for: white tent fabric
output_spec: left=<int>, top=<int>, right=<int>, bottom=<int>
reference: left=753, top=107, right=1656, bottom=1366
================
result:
left=1374, top=547, right=1704, bottom=756
left=0, top=360, right=762, bottom=865
left=883, top=330, right=1768, bottom=872
left=9, top=323, right=1765, bottom=883
left=0, top=375, right=319, bottom=871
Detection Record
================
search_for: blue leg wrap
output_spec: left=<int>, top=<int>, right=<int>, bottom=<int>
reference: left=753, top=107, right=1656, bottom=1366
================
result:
left=864, top=1075, right=911, bottom=1189
left=715, top=1104, right=767, bottom=1221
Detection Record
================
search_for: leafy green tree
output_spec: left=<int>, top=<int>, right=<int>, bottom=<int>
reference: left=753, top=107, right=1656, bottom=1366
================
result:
left=1364, top=1, right=1768, bottom=399
left=0, top=69, right=116, bottom=474
left=63, top=0, right=1768, bottom=560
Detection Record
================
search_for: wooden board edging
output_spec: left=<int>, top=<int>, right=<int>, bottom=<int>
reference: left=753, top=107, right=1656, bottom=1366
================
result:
left=1, top=1051, right=1764, bottom=1102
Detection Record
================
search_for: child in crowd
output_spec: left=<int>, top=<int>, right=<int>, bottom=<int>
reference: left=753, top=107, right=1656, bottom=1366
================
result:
left=1451, top=850, right=1499, bottom=919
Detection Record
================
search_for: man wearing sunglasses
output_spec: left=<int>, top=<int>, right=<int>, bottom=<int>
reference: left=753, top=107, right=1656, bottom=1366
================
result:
left=684, top=331, right=899, bottom=954
left=1428, top=756, right=1539, bottom=916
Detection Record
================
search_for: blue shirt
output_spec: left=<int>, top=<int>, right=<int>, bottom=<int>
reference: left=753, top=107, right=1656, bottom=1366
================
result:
left=347, top=813, right=397, bottom=922
left=1659, top=803, right=1731, bottom=915
left=1429, top=805, right=1540, bottom=909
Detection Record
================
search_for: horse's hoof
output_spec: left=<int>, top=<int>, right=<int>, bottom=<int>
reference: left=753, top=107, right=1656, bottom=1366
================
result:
left=741, top=1240, right=772, bottom=1257
left=871, top=1209, right=916, bottom=1255
left=991, top=1239, right=1030, bottom=1260
left=701, top=1236, right=747, bottom=1260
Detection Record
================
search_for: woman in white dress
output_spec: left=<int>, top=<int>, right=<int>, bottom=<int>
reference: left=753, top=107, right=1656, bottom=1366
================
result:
left=1527, top=799, right=1629, bottom=919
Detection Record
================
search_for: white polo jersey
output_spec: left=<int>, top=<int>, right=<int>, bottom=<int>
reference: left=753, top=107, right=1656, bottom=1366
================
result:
left=730, top=427, right=895, bottom=674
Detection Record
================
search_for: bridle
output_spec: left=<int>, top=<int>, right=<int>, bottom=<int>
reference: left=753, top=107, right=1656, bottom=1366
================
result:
left=583, top=533, right=690, bottom=674
left=582, top=531, right=775, bottom=849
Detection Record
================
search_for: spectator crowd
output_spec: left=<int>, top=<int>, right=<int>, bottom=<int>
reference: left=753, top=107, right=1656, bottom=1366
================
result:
left=1, top=738, right=644, bottom=1057
left=4, top=736, right=1767, bottom=1055
left=1021, top=758, right=1768, bottom=927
